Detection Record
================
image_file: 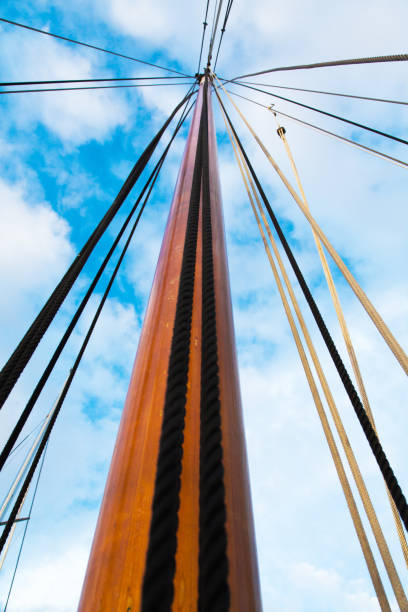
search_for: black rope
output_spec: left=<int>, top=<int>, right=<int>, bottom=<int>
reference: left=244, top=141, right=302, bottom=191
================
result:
left=230, top=53, right=408, bottom=81
left=0, top=116, right=173, bottom=556
left=197, top=0, right=211, bottom=73
left=233, top=81, right=408, bottom=146
left=0, top=90, right=193, bottom=416
left=199, top=78, right=229, bottom=611
left=141, top=88, right=205, bottom=611
left=0, top=92, right=196, bottom=472
left=0, top=17, right=192, bottom=78
left=0, top=82, right=193, bottom=95
left=213, top=0, right=234, bottom=71
left=215, top=88, right=408, bottom=532
left=0, top=76, right=191, bottom=86
left=239, top=81, right=408, bottom=107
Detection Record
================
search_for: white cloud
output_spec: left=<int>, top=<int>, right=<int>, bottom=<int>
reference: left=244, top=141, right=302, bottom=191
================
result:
left=0, top=1, right=407, bottom=610
left=0, top=178, right=73, bottom=323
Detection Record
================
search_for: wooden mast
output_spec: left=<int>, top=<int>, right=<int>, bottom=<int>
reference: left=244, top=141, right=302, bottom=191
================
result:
left=78, top=78, right=261, bottom=611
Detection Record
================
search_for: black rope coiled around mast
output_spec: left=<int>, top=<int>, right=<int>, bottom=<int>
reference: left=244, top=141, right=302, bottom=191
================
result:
left=141, top=91, right=205, bottom=611
left=0, top=91, right=194, bottom=413
left=199, top=78, right=230, bottom=611
left=215, top=91, right=408, bottom=533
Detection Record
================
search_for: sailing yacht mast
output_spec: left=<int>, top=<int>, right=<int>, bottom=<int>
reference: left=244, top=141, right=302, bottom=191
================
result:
left=78, top=76, right=261, bottom=611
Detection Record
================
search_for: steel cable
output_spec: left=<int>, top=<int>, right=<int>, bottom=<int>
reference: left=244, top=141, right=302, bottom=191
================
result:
left=231, top=53, right=408, bottom=81
left=239, top=80, right=408, bottom=106
left=0, top=17, right=192, bottom=78
left=232, top=81, right=408, bottom=146
left=225, top=87, right=408, bottom=169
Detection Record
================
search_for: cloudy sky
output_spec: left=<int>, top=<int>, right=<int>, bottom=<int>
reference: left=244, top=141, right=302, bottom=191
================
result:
left=0, top=1, right=407, bottom=610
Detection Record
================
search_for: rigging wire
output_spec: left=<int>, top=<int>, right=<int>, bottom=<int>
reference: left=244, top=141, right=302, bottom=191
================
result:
left=0, top=17, right=192, bottom=78
left=0, top=89, right=196, bottom=472
left=0, top=101, right=191, bottom=555
left=215, top=76, right=408, bottom=375
left=0, top=76, right=193, bottom=87
left=213, top=82, right=408, bottom=531
left=232, top=81, right=408, bottom=146
left=239, top=80, right=408, bottom=106
left=229, top=52, right=408, bottom=81
left=213, top=0, right=234, bottom=72
left=206, top=0, right=224, bottom=68
left=225, top=88, right=408, bottom=169
left=0, top=82, right=194, bottom=95
left=218, top=99, right=394, bottom=608
left=0, top=89, right=195, bottom=419
left=3, top=442, right=48, bottom=612
left=196, top=0, right=211, bottom=73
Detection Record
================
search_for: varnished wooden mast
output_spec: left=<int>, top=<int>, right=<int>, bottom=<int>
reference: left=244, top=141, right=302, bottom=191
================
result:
left=78, top=78, right=261, bottom=611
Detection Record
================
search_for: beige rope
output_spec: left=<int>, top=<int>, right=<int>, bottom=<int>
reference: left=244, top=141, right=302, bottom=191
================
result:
left=273, top=117, right=408, bottom=571
left=218, top=99, right=391, bottom=611
left=214, top=74, right=408, bottom=376
left=223, top=101, right=408, bottom=609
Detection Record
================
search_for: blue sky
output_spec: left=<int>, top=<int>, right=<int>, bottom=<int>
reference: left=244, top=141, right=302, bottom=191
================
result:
left=0, top=1, right=407, bottom=610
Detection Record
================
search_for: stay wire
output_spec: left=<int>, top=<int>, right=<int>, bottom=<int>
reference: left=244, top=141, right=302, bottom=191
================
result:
left=214, top=87, right=408, bottom=532
left=0, top=17, right=192, bottom=78
left=207, top=0, right=224, bottom=68
left=213, top=0, right=234, bottom=72
left=239, top=80, right=408, bottom=107
left=0, top=76, right=193, bottom=87
left=197, top=0, right=211, bottom=73
left=233, top=81, right=408, bottom=146
left=3, top=442, right=49, bottom=612
left=0, top=88, right=194, bottom=416
left=0, top=91, right=196, bottom=472
left=225, top=87, right=408, bottom=169
left=0, top=98, right=192, bottom=554
left=0, top=82, right=193, bottom=95
left=230, top=52, right=408, bottom=81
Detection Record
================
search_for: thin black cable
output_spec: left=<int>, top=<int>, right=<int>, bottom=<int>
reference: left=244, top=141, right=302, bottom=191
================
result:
left=233, top=81, right=408, bottom=146
left=198, top=77, right=229, bottom=611
left=142, top=89, right=204, bottom=611
left=207, top=0, right=224, bottom=68
left=197, top=0, right=211, bottom=73
left=3, top=442, right=48, bottom=612
left=0, top=89, right=194, bottom=417
left=0, top=76, right=193, bottom=87
left=215, top=87, right=408, bottom=532
left=0, top=92, right=196, bottom=472
left=224, top=88, right=408, bottom=169
left=0, top=517, right=29, bottom=527
left=213, top=0, right=234, bottom=72
left=0, top=82, right=193, bottom=95
left=230, top=53, right=408, bottom=81
left=3, top=418, right=46, bottom=469
left=0, top=115, right=177, bottom=556
left=0, top=17, right=192, bottom=78
left=239, top=81, right=408, bottom=107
